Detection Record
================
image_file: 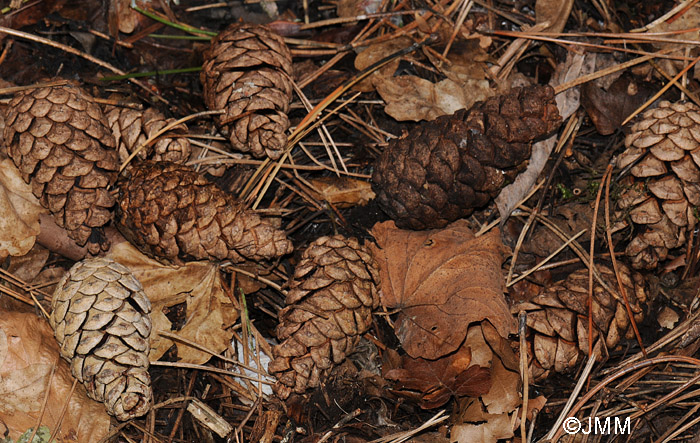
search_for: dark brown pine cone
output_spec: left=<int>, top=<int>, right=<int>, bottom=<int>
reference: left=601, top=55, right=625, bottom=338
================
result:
left=372, top=85, right=561, bottom=230
left=200, top=23, right=293, bottom=160
left=3, top=83, right=119, bottom=251
left=115, top=160, right=292, bottom=265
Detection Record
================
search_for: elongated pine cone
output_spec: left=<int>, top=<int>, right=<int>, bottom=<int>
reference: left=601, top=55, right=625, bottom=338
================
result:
left=511, top=264, right=647, bottom=381
left=201, top=23, right=293, bottom=160
left=3, top=83, right=119, bottom=250
left=616, top=100, right=700, bottom=269
left=269, top=235, right=380, bottom=399
left=50, top=257, right=152, bottom=421
left=372, top=85, right=561, bottom=230
left=105, top=105, right=190, bottom=165
left=115, top=160, right=292, bottom=265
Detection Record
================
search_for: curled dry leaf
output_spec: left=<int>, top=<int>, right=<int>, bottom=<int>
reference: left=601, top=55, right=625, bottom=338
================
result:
left=535, top=0, right=574, bottom=33
left=383, top=346, right=491, bottom=409
left=356, top=38, right=492, bottom=121
left=0, top=159, right=45, bottom=260
left=106, top=240, right=239, bottom=364
left=370, top=220, right=516, bottom=359
left=307, top=176, right=375, bottom=208
left=0, top=310, right=109, bottom=442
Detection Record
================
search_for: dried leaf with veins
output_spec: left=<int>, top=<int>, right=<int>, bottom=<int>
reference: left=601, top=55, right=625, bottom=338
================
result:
left=0, top=310, right=110, bottom=442
left=383, top=346, right=491, bottom=409
left=0, top=159, right=46, bottom=259
left=308, top=176, right=375, bottom=208
left=106, top=240, right=239, bottom=364
left=370, top=220, right=516, bottom=359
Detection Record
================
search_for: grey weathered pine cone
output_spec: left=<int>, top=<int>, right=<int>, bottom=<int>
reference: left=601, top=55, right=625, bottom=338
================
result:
left=50, top=257, right=153, bottom=421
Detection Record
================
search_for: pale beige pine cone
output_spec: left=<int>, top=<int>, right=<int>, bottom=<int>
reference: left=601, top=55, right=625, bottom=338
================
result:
left=200, top=22, right=293, bottom=160
left=50, top=257, right=152, bottom=421
left=104, top=105, right=191, bottom=165
left=512, top=264, right=647, bottom=381
left=269, top=235, right=380, bottom=399
left=616, top=100, right=700, bottom=269
left=115, top=160, right=293, bottom=265
left=3, top=83, right=119, bottom=252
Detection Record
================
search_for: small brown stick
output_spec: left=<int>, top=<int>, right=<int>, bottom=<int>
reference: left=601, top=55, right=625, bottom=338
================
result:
left=167, top=371, right=198, bottom=443
left=603, top=163, right=646, bottom=357
left=27, top=354, right=60, bottom=443
left=549, top=355, right=700, bottom=442
left=519, top=311, right=529, bottom=442
left=587, top=165, right=610, bottom=358
left=48, top=378, right=78, bottom=443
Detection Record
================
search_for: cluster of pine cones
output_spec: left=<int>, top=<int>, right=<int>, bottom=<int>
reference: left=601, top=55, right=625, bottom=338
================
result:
left=5, top=14, right=696, bottom=421
left=2, top=22, right=299, bottom=421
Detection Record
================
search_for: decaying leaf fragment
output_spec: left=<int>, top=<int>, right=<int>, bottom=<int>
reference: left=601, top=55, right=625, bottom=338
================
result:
left=370, top=220, right=516, bottom=359
left=106, top=240, right=239, bottom=364
left=0, top=310, right=110, bottom=442
left=383, top=345, right=491, bottom=409
left=308, top=176, right=375, bottom=208
left=0, top=159, right=45, bottom=259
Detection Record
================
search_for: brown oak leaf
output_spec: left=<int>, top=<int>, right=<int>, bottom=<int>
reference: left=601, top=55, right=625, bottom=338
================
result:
left=383, top=346, right=491, bottom=409
left=370, top=220, right=516, bottom=359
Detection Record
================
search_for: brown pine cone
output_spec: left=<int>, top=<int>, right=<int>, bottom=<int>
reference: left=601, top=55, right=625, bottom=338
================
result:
left=512, top=264, right=647, bottom=381
left=616, top=100, right=700, bottom=269
left=3, top=83, right=119, bottom=250
left=269, top=235, right=380, bottom=399
left=105, top=105, right=191, bottom=165
left=115, top=160, right=292, bottom=265
left=372, top=85, right=561, bottom=230
left=201, top=23, right=293, bottom=160
left=50, top=257, right=152, bottom=421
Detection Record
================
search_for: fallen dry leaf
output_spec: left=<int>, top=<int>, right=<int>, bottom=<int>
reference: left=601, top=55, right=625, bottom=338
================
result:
left=370, top=220, right=516, bottom=359
left=581, top=75, right=655, bottom=135
left=451, top=400, right=514, bottom=443
left=107, top=240, right=239, bottom=364
left=376, top=75, right=492, bottom=122
left=308, top=176, right=375, bottom=208
left=0, top=310, right=109, bottom=442
left=535, top=0, right=574, bottom=33
left=109, top=0, right=154, bottom=35
left=383, top=346, right=492, bottom=409
left=353, top=37, right=413, bottom=92
left=357, top=38, right=493, bottom=121
left=0, top=159, right=46, bottom=260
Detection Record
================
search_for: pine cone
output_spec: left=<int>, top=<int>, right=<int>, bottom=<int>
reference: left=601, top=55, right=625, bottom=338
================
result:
left=372, top=85, right=561, bottom=230
left=616, top=100, right=700, bottom=269
left=105, top=105, right=190, bottom=165
left=3, top=83, right=119, bottom=250
left=269, top=235, right=380, bottom=399
left=512, top=264, right=647, bottom=381
left=49, top=257, right=152, bottom=421
left=115, top=160, right=292, bottom=265
left=200, top=23, right=293, bottom=160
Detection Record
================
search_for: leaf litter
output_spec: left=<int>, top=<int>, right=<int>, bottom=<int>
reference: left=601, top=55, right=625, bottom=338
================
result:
left=0, top=0, right=698, bottom=441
